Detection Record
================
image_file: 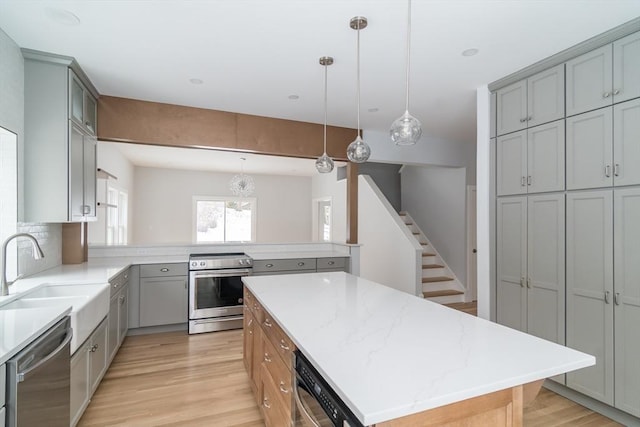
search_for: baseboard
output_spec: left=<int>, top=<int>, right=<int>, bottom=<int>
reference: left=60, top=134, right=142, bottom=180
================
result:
left=126, top=323, right=188, bottom=336
left=543, top=380, right=640, bottom=427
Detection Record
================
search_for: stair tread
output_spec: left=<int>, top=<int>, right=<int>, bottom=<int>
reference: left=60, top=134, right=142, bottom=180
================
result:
left=412, top=232, right=420, bottom=235
left=422, top=276, right=454, bottom=283
left=422, top=252, right=436, bottom=257
left=423, top=289, right=464, bottom=298
left=422, top=264, right=444, bottom=269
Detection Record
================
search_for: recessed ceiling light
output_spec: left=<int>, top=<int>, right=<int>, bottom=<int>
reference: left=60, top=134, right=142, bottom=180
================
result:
left=44, top=7, right=81, bottom=26
left=189, top=78, right=204, bottom=85
left=288, top=95, right=299, bottom=100
left=462, top=48, right=479, bottom=57
left=368, top=108, right=379, bottom=113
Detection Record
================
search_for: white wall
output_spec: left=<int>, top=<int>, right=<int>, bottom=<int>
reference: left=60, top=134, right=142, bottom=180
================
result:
left=311, top=168, right=347, bottom=244
left=89, top=142, right=136, bottom=245
left=359, top=175, right=422, bottom=295
left=401, top=165, right=468, bottom=286
left=132, top=166, right=312, bottom=244
left=0, top=27, right=61, bottom=276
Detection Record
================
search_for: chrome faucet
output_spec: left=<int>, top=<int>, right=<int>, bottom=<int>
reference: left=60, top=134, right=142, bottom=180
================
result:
left=1, top=233, right=45, bottom=296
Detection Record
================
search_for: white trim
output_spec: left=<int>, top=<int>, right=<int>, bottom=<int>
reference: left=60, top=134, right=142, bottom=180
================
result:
left=192, top=195, right=257, bottom=243
left=466, top=185, right=477, bottom=302
left=476, top=85, right=492, bottom=320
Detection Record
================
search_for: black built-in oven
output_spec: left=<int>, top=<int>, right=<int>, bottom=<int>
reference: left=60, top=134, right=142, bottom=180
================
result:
left=294, top=350, right=364, bottom=427
left=188, top=253, right=252, bottom=334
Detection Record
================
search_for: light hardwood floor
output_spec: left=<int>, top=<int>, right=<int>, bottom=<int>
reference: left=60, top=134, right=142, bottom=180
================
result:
left=79, top=330, right=620, bottom=427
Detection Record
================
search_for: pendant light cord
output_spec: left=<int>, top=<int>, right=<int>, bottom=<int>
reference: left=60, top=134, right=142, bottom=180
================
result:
left=323, top=62, right=328, bottom=153
left=405, top=0, right=411, bottom=112
left=356, top=21, right=361, bottom=137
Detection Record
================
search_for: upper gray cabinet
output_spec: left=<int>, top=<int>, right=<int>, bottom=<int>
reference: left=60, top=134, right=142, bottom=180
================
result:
left=22, top=49, right=99, bottom=222
left=613, top=98, right=640, bottom=187
left=496, top=64, right=564, bottom=136
left=567, top=31, right=640, bottom=117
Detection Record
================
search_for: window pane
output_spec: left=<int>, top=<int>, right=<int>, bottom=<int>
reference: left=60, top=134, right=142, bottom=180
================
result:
left=225, top=201, right=252, bottom=242
left=197, top=200, right=225, bottom=242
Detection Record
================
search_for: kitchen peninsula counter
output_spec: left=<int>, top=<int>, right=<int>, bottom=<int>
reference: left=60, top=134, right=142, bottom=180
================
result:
left=243, top=271, right=594, bottom=426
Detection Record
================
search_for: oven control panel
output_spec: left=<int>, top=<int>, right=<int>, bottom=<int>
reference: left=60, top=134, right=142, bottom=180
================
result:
left=188, top=253, right=253, bottom=270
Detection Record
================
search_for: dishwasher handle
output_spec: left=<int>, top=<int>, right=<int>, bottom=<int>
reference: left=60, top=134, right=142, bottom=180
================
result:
left=17, top=328, right=72, bottom=383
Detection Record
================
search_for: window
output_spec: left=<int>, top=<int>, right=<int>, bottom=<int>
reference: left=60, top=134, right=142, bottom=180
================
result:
left=106, top=186, right=128, bottom=245
left=193, top=196, right=256, bottom=243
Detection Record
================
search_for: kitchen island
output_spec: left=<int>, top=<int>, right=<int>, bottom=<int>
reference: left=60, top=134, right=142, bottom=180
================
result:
left=242, top=271, right=595, bottom=426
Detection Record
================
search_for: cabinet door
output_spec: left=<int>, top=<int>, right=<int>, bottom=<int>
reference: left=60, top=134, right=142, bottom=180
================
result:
left=83, top=92, right=97, bottom=135
left=527, top=64, right=565, bottom=127
left=118, top=284, right=129, bottom=345
left=69, top=72, right=84, bottom=127
left=613, top=31, right=640, bottom=104
left=496, top=197, right=527, bottom=332
left=140, top=277, right=188, bottom=326
left=613, top=98, right=640, bottom=186
left=566, top=108, right=613, bottom=190
left=69, top=123, right=85, bottom=221
left=243, top=306, right=254, bottom=375
left=566, top=190, right=614, bottom=405
left=490, top=92, right=497, bottom=138
left=107, top=294, right=119, bottom=362
left=614, top=187, right=640, bottom=417
left=70, top=342, right=90, bottom=427
left=496, top=80, right=527, bottom=136
left=566, top=44, right=613, bottom=116
left=496, top=131, right=527, bottom=196
left=83, top=135, right=97, bottom=219
left=527, top=120, right=565, bottom=193
left=89, top=319, right=108, bottom=394
left=526, top=194, right=565, bottom=345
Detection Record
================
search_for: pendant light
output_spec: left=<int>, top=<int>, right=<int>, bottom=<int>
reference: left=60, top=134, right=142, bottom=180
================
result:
left=229, top=157, right=255, bottom=197
left=346, top=16, right=371, bottom=163
left=316, top=56, right=335, bottom=173
left=389, top=0, right=422, bottom=146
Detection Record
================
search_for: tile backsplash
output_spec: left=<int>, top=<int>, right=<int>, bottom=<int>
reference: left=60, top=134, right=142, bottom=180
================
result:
left=17, top=222, right=62, bottom=276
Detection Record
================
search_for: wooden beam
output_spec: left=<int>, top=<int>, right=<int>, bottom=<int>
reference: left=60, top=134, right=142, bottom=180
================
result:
left=347, top=162, right=358, bottom=244
left=97, top=96, right=355, bottom=160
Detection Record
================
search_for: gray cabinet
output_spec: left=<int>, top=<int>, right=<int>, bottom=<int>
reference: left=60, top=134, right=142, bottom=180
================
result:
left=566, top=190, right=614, bottom=405
left=70, top=317, right=108, bottom=427
left=567, top=31, right=640, bottom=116
left=496, top=120, right=565, bottom=196
left=613, top=98, right=640, bottom=187
left=613, top=187, right=640, bottom=417
left=108, top=269, right=129, bottom=362
left=252, top=258, right=317, bottom=275
left=496, top=194, right=565, bottom=349
left=317, top=257, right=347, bottom=272
left=496, top=64, right=564, bottom=136
left=139, top=263, right=188, bottom=327
left=23, top=50, right=99, bottom=222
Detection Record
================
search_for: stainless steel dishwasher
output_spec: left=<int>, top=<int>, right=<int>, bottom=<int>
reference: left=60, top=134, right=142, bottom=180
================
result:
left=6, top=316, right=72, bottom=427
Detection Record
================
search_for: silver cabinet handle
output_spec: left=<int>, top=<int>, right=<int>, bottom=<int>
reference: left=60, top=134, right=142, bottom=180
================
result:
left=160, top=268, right=169, bottom=272
left=520, top=118, right=527, bottom=123
left=527, top=176, right=532, bottom=186
left=520, top=277, right=525, bottom=288
left=263, top=397, right=271, bottom=409
left=82, top=205, right=91, bottom=215
left=604, top=291, right=610, bottom=304
left=605, top=165, right=611, bottom=178
left=279, top=381, right=289, bottom=394
left=521, top=176, right=526, bottom=187
left=613, top=89, right=620, bottom=95
left=527, top=277, right=531, bottom=289
left=279, top=339, right=290, bottom=351
left=328, top=261, right=335, bottom=265
left=297, top=262, right=305, bottom=266
left=265, top=263, right=274, bottom=268
left=264, top=352, right=272, bottom=363
left=614, top=164, right=620, bottom=177
left=263, top=318, right=272, bottom=328
left=527, top=116, right=532, bottom=121
left=603, top=92, right=611, bottom=98
left=614, top=292, right=620, bottom=306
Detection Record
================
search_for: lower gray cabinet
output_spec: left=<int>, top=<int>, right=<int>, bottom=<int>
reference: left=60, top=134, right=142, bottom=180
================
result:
left=317, top=257, right=347, bottom=272
left=70, top=317, right=108, bottom=427
left=252, top=257, right=348, bottom=276
left=107, top=282, right=129, bottom=362
left=140, top=276, right=187, bottom=327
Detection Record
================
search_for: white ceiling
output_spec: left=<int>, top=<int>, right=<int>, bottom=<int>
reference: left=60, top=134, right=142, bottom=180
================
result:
left=1, top=1, right=640, bottom=147
left=104, top=141, right=346, bottom=176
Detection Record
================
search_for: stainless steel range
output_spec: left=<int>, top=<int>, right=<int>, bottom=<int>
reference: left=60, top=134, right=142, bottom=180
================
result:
left=188, top=253, right=253, bottom=334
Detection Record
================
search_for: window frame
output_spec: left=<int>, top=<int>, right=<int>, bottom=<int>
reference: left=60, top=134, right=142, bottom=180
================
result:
left=192, top=196, right=257, bottom=243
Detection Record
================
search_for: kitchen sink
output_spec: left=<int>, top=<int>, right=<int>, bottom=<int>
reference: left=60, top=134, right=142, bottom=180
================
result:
left=0, top=283, right=110, bottom=354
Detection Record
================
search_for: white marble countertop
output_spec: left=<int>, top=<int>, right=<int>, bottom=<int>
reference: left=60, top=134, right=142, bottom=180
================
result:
left=243, top=272, right=595, bottom=426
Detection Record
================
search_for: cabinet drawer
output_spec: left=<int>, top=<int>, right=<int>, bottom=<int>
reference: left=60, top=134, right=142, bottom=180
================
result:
left=262, top=314, right=295, bottom=368
left=262, top=336, right=294, bottom=406
left=316, top=257, right=347, bottom=270
left=140, top=263, right=187, bottom=278
left=253, top=258, right=316, bottom=273
left=109, top=268, right=129, bottom=298
left=245, top=288, right=265, bottom=324
left=261, top=364, right=292, bottom=427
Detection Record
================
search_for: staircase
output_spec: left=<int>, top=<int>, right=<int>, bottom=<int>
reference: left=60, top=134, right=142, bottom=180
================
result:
left=400, top=212, right=465, bottom=304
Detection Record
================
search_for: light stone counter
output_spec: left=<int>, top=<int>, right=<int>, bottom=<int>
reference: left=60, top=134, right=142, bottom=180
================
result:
left=243, top=271, right=595, bottom=426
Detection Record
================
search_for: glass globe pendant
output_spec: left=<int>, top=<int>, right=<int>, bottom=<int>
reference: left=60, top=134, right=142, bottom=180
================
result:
left=390, top=0, right=422, bottom=146
left=229, top=157, right=255, bottom=197
left=346, top=16, right=371, bottom=164
left=316, top=56, right=335, bottom=174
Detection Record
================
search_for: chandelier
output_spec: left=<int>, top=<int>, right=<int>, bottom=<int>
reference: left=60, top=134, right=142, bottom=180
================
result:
left=229, top=157, right=255, bottom=197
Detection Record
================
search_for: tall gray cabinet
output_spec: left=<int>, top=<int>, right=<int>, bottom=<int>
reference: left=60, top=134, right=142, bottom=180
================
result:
left=493, top=26, right=640, bottom=420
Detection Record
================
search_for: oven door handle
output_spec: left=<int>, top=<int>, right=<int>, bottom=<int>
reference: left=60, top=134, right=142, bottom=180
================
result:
left=191, top=269, right=252, bottom=279
left=294, top=378, right=322, bottom=427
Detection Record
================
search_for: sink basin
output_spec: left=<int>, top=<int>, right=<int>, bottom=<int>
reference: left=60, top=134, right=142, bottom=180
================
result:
left=0, top=283, right=110, bottom=354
